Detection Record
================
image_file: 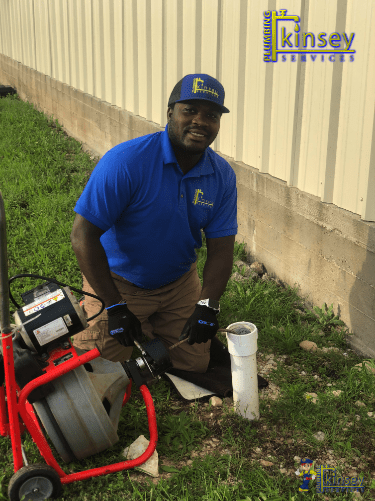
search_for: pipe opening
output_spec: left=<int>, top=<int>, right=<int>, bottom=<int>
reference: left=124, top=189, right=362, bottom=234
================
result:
left=231, top=327, right=252, bottom=335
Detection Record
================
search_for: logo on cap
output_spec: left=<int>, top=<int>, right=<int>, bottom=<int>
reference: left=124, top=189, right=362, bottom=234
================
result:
left=192, top=78, right=219, bottom=99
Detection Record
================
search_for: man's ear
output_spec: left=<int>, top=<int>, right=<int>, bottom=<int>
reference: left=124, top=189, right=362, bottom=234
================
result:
left=167, top=107, right=173, bottom=122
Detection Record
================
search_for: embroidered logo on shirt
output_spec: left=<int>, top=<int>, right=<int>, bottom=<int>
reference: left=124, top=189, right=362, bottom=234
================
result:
left=193, top=189, right=213, bottom=207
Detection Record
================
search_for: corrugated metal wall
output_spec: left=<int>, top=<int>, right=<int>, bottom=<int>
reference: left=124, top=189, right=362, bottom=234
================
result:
left=1, top=0, right=374, bottom=221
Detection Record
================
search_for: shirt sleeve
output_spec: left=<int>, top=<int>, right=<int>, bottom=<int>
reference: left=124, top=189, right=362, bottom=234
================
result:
left=73, top=147, right=134, bottom=231
left=203, top=165, right=238, bottom=238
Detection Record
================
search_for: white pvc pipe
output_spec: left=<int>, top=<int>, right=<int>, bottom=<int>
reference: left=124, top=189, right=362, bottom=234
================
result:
left=226, top=322, right=259, bottom=420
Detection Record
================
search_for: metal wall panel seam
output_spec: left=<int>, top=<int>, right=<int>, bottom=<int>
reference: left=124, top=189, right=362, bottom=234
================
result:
left=181, top=1, right=196, bottom=77
left=213, top=0, right=223, bottom=153
left=8, top=0, right=15, bottom=60
left=322, top=0, right=346, bottom=205
left=161, top=0, right=166, bottom=124
left=353, top=0, right=375, bottom=220
left=146, top=0, right=152, bottom=121
left=132, top=0, right=139, bottom=116
left=201, top=0, right=218, bottom=77
left=194, top=0, right=202, bottom=74
left=70, top=0, right=80, bottom=90
left=234, top=0, right=248, bottom=163
left=62, top=0, right=71, bottom=86
left=150, top=0, right=163, bottom=125
left=81, top=0, right=88, bottom=96
left=289, top=0, right=308, bottom=188
left=3, top=0, right=11, bottom=57
left=114, top=0, right=124, bottom=109
left=137, top=0, right=148, bottom=119
left=220, top=0, right=241, bottom=159
left=48, top=0, right=57, bottom=80
left=364, top=108, right=375, bottom=221
left=32, top=0, right=37, bottom=72
left=22, top=0, right=32, bottom=68
left=109, top=0, right=117, bottom=106
left=333, top=0, right=372, bottom=216
left=47, top=0, right=53, bottom=79
left=243, top=0, right=266, bottom=171
left=164, top=0, right=179, bottom=113
left=102, top=0, right=112, bottom=103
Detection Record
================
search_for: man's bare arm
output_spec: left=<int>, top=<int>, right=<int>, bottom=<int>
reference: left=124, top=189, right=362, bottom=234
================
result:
left=70, top=214, right=122, bottom=308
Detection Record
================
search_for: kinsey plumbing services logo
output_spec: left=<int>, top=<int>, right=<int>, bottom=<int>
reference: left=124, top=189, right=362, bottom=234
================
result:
left=293, top=458, right=366, bottom=494
left=264, top=9, right=356, bottom=62
left=316, top=465, right=365, bottom=494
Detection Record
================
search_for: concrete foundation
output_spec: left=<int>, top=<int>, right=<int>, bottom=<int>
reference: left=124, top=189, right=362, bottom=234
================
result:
left=1, top=54, right=375, bottom=358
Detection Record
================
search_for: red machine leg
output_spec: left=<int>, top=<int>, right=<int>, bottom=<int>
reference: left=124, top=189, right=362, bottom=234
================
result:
left=2, top=332, right=23, bottom=472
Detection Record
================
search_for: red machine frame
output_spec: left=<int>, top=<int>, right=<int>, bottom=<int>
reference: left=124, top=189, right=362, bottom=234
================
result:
left=0, top=329, right=158, bottom=486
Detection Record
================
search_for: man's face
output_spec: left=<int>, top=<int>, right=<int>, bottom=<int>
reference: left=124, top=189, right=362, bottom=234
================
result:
left=167, top=100, right=221, bottom=155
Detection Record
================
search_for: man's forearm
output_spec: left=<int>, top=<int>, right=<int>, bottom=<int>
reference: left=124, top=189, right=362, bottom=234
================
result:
left=71, top=235, right=122, bottom=308
left=199, top=254, right=233, bottom=302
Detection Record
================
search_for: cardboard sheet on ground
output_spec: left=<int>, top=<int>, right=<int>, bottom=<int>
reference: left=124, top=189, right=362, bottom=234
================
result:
left=122, top=435, right=159, bottom=477
left=164, top=372, right=215, bottom=401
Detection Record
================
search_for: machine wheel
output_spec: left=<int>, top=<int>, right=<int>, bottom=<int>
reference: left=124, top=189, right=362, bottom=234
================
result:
left=8, top=464, right=62, bottom=500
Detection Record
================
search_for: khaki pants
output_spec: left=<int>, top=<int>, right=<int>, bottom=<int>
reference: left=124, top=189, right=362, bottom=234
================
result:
left=72, top=261, right=210, bottom=373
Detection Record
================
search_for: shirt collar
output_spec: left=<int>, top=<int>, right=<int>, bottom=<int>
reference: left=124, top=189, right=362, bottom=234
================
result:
left=162, top=124, right=214, bottom=177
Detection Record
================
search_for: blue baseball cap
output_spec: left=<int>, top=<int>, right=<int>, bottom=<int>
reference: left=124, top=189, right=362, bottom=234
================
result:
left=168, top=73, right=230, bottom=114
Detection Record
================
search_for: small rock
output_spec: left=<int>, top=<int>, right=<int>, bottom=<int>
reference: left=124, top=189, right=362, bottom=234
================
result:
left=255, top=447, right=262, bottom=453
left=355, top=415, right=361, bottom=421
left=305, top=392, right=318, bottom=404
left=299, top=340, right=318, bottom=352
left=313, top=431, right=326, bottom=441
left=209, top=396, right=223, bottom=407
left=260, top=460, right=273, bottom=466
left=286, top=439, right=293, bottom=444
left=327, top=383, right=332, bottom=386
left=186, top=460, right=193, bottom=465
left=367, top=411, right=373, bottom=417
left=250, top=261, right=265, bottom=275
left=280, top=468, right=288, bottom=474
left=332, top=390, right=342, bottom=397
left=294, top=456, right=301, bottom=462
left=223, top=397, right=233, bottom=405
left=355, top=401, right=365, bottom=407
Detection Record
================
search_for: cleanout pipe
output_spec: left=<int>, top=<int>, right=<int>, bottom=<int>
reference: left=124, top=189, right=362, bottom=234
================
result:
left=226, top=322, right=259, bottom=420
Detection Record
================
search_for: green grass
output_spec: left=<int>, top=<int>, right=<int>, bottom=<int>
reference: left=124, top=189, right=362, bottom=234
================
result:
left=1, top=94, right=374, bottom=500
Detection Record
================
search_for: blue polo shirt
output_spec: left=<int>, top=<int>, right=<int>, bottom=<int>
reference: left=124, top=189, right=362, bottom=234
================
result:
left=73, top=125, right=238, bottom=289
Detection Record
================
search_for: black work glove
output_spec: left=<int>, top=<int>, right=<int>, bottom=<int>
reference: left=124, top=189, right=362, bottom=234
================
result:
left=179, top=305, right=219, bottom=345
left=106, top=302, right=143, bottom=347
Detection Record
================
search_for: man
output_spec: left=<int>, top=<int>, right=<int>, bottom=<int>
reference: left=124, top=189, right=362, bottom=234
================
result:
left=70, top=73, right=237, bottom=378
